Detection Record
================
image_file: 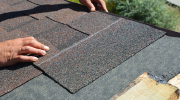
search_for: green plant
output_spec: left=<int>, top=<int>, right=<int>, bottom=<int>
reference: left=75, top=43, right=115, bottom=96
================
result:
left=115, top=0, right=179, bottom=30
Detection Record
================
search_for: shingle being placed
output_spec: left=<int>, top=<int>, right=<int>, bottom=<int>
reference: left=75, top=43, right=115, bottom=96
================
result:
left=34, top=23, right=89, bottom=51
left=68, top=11, right=119, bottom=35
left=33, top=37, right=60, bottom=66
left=19, top=18, right=58, bottom=36
left=38, top=18, right=166, bottom=93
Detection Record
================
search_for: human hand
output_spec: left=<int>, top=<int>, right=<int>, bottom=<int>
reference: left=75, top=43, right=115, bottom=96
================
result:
left=0, top=37, right=49, bottom=67
left=79, top=0, right=108, bottom=12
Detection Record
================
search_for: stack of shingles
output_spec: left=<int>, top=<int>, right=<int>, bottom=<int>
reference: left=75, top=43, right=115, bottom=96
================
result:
left=0, top=0, right=166, bottom=96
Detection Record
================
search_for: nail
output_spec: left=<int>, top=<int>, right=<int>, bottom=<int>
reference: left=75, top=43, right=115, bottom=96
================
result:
left=44, top=46, right=49, bottom=51
left=90, top=7, right=95, bottom=12
left=33, top=57, right=38, bottom=61
left=41, top=50, right=46, bottom=55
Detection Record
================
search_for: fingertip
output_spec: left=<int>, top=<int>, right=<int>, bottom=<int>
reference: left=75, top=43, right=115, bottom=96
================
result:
left=90, top=7, right=96, bottom=12
left=44, top=46, right=50, bottom=51
left=33, top=57, right=38, bottom=62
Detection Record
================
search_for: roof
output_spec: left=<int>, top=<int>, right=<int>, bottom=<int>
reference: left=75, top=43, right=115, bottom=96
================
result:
left=0, top=0, right=180, bottom=99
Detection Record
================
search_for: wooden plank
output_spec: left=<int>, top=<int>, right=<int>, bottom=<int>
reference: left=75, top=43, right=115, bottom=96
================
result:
left=168, top=73, right=180, bottom=100
left=110, top=72, right=179, bottom=100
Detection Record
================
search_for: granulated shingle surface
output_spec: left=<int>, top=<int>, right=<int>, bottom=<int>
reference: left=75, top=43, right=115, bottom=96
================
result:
left=38, top=18, right=166, bottom=93
left=33, top=37, right=60, bottom=66
left=47, top=3, right=88, bottom=24
left=35, top=23, right=88, bottom=51
left=68, top=11, right=119, bottom=35
left=2, top=1, right=37, bottom=13
left=25, top=0, right=70, bottom=19
left=0, top=1, right=10, bottom=12
left=0, top=27, right=8, bottom=35
left=0, top=15, right=35, bottom=32
left=0, top=63, right=42, bottom=96
left=28, top=0, right=53, bottom=5
left=1, top=0, right=26, bottom=6
left=0, top=29, right=28, bottom=42
left=19, top=18, right=58, bottom=36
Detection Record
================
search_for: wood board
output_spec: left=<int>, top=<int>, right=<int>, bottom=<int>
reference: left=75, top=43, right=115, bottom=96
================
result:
left=110, top=72, right=179, bottom=100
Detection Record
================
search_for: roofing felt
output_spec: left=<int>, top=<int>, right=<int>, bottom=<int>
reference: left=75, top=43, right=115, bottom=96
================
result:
left=0, top=0, right=176, bottom=97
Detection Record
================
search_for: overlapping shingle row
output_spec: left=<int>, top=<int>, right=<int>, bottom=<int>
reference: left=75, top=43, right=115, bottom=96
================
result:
left=0, top=0, right=166, bottom=96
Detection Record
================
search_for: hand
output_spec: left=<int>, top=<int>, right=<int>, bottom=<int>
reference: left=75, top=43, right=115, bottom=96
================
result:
left=79, top=0, right=108, bottom=12
left=0, top=37, right=49, bottom=67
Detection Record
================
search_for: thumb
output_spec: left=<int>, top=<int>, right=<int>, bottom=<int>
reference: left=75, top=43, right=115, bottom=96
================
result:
left=79, top=0, right=96, bottom=12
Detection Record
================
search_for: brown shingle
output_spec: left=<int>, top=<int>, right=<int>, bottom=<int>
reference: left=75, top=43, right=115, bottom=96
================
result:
left=68, top=11, right=119, bottom=35
left=18, top=18, right=58, bottom=36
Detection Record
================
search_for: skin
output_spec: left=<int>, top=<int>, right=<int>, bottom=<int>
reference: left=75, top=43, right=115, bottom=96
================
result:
left=79, top=0, right=108, bottom=12
left=0, top=37, right=49, bottom=67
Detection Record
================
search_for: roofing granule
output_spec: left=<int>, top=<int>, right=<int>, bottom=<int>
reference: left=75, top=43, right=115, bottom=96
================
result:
left=0, top=0, right=26, bottom=6
left=18, top=17, right=58, bottom=36
left=0, top=29, right=28, bottom=42
left=68, top=11, right=119, bottom=35
left=38, top=18, right=166, bottom=93
left=0, top=62, right=42, bottom=96
left=33, top=37, right=60, bottom=66
left=34, top=23, right=89, bottom=51
left=47, top=3, right=88, bottom=24
left=0, top=1, right=10, bottom=12
left=0, top=15, right=35, bottom=32
left=25, top=0, right=70, bottom=19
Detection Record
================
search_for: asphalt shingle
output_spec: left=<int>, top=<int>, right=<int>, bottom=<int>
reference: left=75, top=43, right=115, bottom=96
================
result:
left=68, top=11, right=119, bottom=35
left=25, top=0, right=70, bottom=19
left=47, top=3, right=88, bottom=24
left=18, top=18, right=58, bottom=36
left=0, top=30, right=42, bottom=96
left=0, top=0, right=26, bottom=6
left=37, top=18, right=165, bottom=93
left=34, top=23, right=89, bottom=51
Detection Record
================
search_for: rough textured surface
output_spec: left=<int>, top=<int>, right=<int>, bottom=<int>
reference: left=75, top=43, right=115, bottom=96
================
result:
left=33, top=37, right=60, bottom=66
left=68, top=11, right=119, bottom=35
left=0, top=0, right=26, bottom=6
left=0, top=15, right=35, bottom=32
left=25, top=0, right=70, bottom=19
left=37, top=19, right=165, bottom=93
left=47, top=3, right=88, bottom=24
left=35, top=23, right=88, bottom=51
left=0, top=1, right=10, bottom=12
left=0, top=63, right=42, bottom=96
left=0, top=29, right=28, bottom=42
left=2, top=1, right=37, bottom=13
left=18, top=18, right=58, bottom=36
left=0, top=27, right=8, bottom=35
left=2, top=35, right=180, bottom=100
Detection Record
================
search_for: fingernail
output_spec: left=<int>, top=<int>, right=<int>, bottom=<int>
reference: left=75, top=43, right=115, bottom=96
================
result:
left=106, top=9, right=108, bottom=12
left=41, top=50, right=46, bottom=55
left=90, top=7, right=95, bottom=12
left=44, top=46, right=49, bottom=51
left=33, top=57, right=38, bottom=61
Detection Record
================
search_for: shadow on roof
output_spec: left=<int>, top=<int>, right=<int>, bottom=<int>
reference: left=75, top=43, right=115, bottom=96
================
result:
left=0, top=3, right=89, bottom=22
left=0, top=62, right=33, bottom=70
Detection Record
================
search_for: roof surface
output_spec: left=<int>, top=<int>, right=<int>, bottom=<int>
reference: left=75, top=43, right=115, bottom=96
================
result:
left=0, top=0, right=180, bottom=99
